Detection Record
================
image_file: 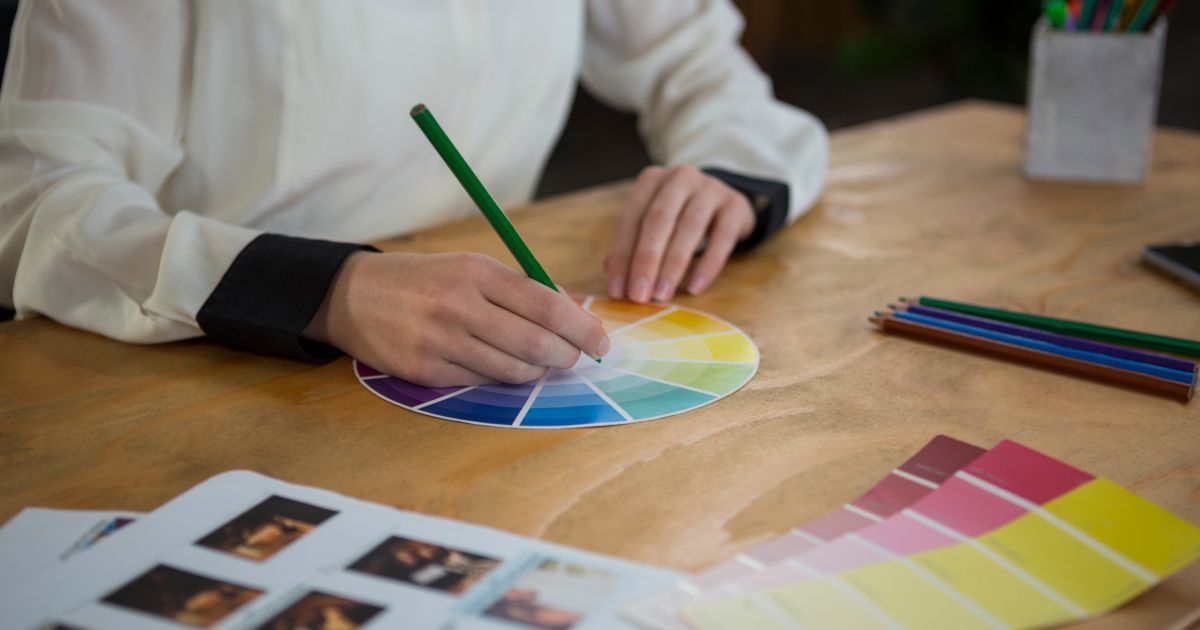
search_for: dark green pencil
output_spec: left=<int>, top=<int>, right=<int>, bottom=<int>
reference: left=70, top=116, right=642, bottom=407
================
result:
left=410, top=103, right=600, bottom=362
left=902, top=296, right=1200, bottom=358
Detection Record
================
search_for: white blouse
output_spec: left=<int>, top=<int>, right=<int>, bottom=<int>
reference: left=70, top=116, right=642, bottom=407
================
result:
left=0, top=0, right=827, bottom=344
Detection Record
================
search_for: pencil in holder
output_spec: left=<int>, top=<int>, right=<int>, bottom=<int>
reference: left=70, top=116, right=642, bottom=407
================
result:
left=1024, top=17, right=1166, bottom=184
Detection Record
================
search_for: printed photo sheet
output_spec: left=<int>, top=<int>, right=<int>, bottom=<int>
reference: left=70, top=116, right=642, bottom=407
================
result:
left=0, top=471, right=680, bottom=630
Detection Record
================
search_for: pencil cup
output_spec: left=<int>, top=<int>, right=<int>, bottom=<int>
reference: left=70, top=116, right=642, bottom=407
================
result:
left=1024, top=18, right=1166, bottom=184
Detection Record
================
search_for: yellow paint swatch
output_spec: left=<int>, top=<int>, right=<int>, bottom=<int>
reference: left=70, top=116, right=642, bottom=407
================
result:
left=914, top=543, right=1075, bottom=628
left=620, top=308, right=734, bottom=342
left=1044, top=478, right=1200, bottom=577
left=841, top=561, right=988, bottom=629
left=979, top=514, right=1147, bottom=614
left=766, top=579, right=890, bottom=629
left=629, top=332, right=757, bottom=363
left=681, top=596, right=790, bottom=630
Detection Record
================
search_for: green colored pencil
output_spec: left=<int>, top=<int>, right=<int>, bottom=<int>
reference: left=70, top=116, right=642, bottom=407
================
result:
left=902, top=296, right=1200, bottom=357
left=410, top=103, right=600, bottom=362
left=411, top=103, right=555, bottom=290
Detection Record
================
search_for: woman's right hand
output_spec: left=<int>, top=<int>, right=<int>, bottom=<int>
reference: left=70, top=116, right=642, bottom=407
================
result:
left=304, top=251, right=610, bottom=387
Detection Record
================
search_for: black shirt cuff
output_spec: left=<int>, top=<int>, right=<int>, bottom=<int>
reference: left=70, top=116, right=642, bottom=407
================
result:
left=197, top=233, right=377, bottom=362
left=703, top=167, right=790, bottom=253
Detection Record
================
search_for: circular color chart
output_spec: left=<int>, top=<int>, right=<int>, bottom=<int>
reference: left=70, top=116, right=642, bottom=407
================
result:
left=354, top=296, right=760, bottom=429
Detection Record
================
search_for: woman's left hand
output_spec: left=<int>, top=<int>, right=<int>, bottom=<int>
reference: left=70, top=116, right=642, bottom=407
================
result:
left=604, top=165, right=755, bottom=303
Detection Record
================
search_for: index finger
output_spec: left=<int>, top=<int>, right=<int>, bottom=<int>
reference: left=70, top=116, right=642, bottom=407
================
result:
left=483, top=273, right=611, bottom=360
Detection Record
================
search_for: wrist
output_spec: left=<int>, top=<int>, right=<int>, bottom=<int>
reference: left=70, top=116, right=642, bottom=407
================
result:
left=304, top=250, right=371, bottom=346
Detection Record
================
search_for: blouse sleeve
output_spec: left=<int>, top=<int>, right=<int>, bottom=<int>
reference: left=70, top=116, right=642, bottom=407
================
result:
left=581, top=0, right=829, bottom=229
left=0, top=0, right=259, bottom=343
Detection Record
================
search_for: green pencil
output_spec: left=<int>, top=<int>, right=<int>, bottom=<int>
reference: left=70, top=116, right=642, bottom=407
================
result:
left=902, top=296, right=1200, bottom=357
left=410, top=103, right=600, bottom=362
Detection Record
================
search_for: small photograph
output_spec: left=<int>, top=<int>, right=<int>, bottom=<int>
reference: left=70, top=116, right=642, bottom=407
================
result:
left=252, top=590, right=384, bottom=630
left=195, top=495, right=337, bottom=561
left=102, top=564, right=261, bottom=628
left=481, top=559, right=616, bottom=630
left=346, top=535, right=500, bottom=595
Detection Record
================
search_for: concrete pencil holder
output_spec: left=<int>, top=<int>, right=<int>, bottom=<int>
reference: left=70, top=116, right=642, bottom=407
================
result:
left=1024, top=17, right=1166, bottom=184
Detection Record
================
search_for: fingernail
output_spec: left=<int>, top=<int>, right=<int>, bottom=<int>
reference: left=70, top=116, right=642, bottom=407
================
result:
left=597, top=335, right=612, bottom=357
left=687, top=274, right=707, bottom=295
left=630, top=278, right=651, bottom=303
left=608, top=276, right=625, bottom=299
left=654, top=278, right=674, bottom=301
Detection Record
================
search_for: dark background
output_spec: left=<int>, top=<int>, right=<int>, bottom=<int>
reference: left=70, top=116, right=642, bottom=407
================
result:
left=537, top=0, right=1200, bottom=197
left=0, top=0, right=1194, bottom=198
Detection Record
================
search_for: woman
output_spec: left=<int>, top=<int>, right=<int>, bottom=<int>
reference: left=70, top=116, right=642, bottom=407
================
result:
left=0, top=1, right=826, bottom=386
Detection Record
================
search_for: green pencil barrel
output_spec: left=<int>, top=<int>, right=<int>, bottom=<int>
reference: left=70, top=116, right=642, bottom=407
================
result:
left=917, top=297, right=1200, bottom=357
left=410, top=104, right=557, bottom=292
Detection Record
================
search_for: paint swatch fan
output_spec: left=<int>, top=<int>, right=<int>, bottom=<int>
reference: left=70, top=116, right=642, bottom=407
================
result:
left=354, top=297, right=759, bottom=428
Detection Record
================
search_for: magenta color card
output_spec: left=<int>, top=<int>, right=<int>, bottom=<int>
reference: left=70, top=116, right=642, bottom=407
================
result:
left=908, top=476, right=1027, bottom=537
left=963, top=440, right=1094, bottom=504
left=851, top=474, right=930, bottom=517
left=742, top=535, right=821, bottom=565
left=695, top=435, right=985, bottom=583
left=898, top=434, right=987, bottom=484
left=801, top=538, right=883, bottom=574
left=800, top=509, right=877, bottom=541
left=859, top=512, right=957, bottom=555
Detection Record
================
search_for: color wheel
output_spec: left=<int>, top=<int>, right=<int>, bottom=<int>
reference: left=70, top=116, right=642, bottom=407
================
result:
left=353, top=296, right=759, bottom=428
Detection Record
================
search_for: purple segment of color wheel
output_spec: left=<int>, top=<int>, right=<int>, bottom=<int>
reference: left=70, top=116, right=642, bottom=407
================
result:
left=356, top=362, right=386, bottom=378
left=365, top=378, right=464, bottom=408
left=905, top=304, right=1197, bottom=373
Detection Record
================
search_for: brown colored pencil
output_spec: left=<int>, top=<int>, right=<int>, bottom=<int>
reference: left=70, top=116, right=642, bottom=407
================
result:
left=870, top=313, right=1194, bottom=401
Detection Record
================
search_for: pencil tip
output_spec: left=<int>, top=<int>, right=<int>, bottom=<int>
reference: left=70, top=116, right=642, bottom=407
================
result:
left=410, top=103, right=427, bottom=117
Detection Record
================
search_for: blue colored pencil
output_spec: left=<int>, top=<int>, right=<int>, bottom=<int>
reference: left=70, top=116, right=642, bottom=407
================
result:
left=893, top=311, right=1196, bottom=384
left=896, top=303, right=1197, bottom=373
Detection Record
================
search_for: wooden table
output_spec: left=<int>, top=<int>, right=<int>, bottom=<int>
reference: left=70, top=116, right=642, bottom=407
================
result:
left=2, top=101, right=1197, bottom=627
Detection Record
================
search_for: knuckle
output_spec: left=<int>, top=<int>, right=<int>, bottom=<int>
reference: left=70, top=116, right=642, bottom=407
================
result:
left=536, top=291, right=567, bottom=329
left=672, top=164, right=700, bottom=180
left=455, top=251, right=492, bottom=275
left=639, top=165, right=666, bottom=181
left=632, top=249, right=662, bottom=270
left=404, top=362, right=438, bottom=386
left=503, top=362, right=545, bottom=385
left=524, top=331, right=556, bottom=365
left=663, top=252, right=690, bottom=275
left=644, top=201, right=675, bottom=222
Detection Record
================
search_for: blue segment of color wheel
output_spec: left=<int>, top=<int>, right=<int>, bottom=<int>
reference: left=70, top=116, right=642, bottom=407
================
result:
left=354, top=296, right=760, bottom=429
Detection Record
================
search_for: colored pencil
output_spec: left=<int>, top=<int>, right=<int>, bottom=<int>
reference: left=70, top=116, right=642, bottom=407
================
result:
left=410, top=103, right=601, bottom=362
left=1127, top=0, right=1159, bottom=30
left=890, top=303, right=1197, bottom=373
left=1143, top=0, right=1175, bottom=30
left=890, top=311, right=1195, bottom=384
left=1091, top=0, right=1113, bottom=29
left=871, top=314, right=1194, bottom=400
left=901, top=297, right=1200, bottom=357
left=1079, top=0, right=1099, bottom=28
left=411, top=104, right=556, bottom=290
left=1102, top=0, right=1125, bottom=30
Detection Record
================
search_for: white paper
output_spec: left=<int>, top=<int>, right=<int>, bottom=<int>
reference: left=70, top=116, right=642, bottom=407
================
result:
left=0, top=508, right=142, bottom=592
left=0, top=471, right=680, bottom=630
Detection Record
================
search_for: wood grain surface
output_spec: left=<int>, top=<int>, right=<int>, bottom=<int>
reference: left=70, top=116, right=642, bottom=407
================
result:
left=1, top=101, right=1197, bottom=627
